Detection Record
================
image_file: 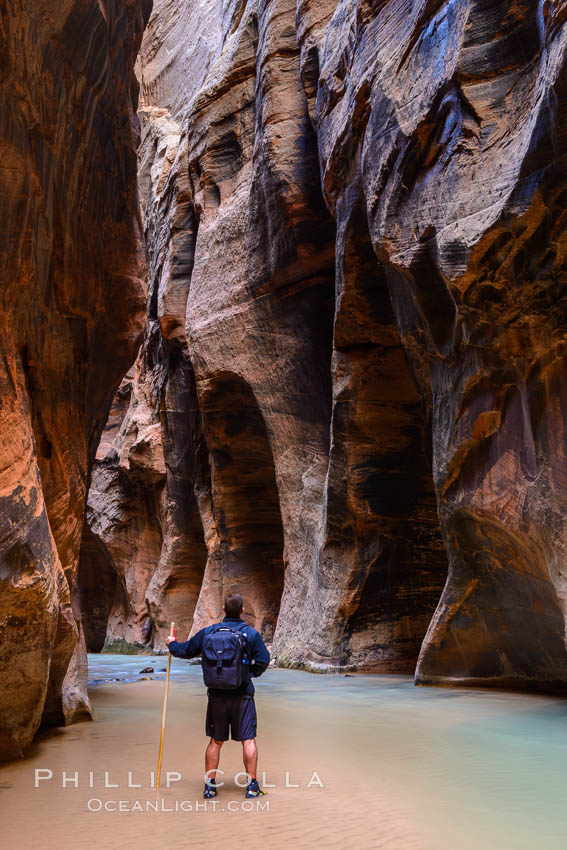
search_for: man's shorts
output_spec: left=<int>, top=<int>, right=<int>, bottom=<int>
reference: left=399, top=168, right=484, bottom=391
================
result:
left=205, top=693, right=257, bottom=741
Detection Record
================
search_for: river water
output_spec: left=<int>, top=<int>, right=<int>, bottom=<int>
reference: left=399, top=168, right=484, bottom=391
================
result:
left=1, top=655, right=566, bottom=849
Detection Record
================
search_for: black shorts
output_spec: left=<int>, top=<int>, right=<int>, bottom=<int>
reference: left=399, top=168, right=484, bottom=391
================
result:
left=205, top=694, right=257, bottom=741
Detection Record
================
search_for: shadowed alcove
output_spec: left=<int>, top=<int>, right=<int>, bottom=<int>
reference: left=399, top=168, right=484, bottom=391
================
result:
left=77, top=524, right=122, bottom=652
left=200, top=371, right=285, bottom=641
left=320, top=189, right=448, bottom=671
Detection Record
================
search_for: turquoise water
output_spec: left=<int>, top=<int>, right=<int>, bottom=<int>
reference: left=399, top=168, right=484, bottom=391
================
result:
left=87, top=653, right=190, bottom=684
left=2, top=655, right=566, bottom=849
left=86, top=654, right=567, bottom=848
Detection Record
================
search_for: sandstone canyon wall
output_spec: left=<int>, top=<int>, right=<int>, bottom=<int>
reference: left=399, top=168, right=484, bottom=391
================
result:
left=0, top=0, right=148, bottom=759
left=302, top=0, right=567, bottom=690
left=0, top=0, right=549, bottom=768
left=3, top=0, right=567, bottom=766
left=81, top=0, right=567, bottom=695
left=80, top=0, right=450, bottom=675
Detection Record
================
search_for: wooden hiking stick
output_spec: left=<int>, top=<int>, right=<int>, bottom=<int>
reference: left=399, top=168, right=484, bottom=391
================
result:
left=156, top=621, right=175, bottom=791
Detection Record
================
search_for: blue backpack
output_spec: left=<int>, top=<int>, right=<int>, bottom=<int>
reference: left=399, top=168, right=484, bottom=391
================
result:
left=201, top=623, right=250, bottom=689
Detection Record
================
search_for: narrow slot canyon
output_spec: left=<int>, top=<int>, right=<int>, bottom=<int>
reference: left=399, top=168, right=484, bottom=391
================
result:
left=2, top=10, right=567, bottom=850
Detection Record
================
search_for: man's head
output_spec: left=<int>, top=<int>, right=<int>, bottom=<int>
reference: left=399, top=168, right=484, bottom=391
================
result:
left=224, top=593, right=244, bottom=618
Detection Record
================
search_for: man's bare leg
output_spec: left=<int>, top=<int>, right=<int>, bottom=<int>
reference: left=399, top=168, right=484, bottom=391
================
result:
left=205, top=738, right=223, bottom=782
left=242, top=738, right=257, bottom=781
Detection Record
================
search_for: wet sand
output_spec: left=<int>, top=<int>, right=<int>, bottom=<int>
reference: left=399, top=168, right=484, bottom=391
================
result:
left=2, top=659, right=567, bottom=849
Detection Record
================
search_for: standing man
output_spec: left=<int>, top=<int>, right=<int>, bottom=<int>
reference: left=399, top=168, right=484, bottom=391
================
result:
left=166, top=593, right=270, bottom=799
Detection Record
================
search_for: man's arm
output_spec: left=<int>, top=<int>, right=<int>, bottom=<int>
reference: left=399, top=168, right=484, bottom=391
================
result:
left=166, top=627, right=207, bottom=660
left=248, top=629, right=270, bottom=677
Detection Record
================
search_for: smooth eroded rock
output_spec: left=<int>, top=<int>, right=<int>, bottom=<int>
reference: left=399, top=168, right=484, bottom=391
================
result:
left=0, top=0, right=147, bottom=759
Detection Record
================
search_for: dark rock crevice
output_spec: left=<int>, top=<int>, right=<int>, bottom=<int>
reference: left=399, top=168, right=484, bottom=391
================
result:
left=196, top=371, right=285, bottom=640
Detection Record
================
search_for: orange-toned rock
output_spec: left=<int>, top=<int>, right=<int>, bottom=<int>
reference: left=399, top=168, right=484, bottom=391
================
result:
left=310, top=0, right=567, bottom=689
left=78, top=2, right=218, bottom=653
left=82, top=0, right=567, bottom=695
left=82, top=0, right=447, bottom=671
left=0, top=0, right=147, bottom=759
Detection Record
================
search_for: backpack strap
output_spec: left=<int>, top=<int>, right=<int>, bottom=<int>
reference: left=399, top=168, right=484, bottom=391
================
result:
left=234, top=621, right=251, bottom=657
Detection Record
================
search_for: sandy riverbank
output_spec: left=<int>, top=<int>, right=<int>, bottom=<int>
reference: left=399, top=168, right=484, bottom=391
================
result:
left=1, top=661, right=567, bottom=849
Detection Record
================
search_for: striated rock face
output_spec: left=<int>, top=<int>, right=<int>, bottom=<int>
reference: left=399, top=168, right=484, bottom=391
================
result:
left=306, top=0, right=567, bottom=689
left=81, top=0, right=567, bottom=693
left=82, top=0, right=447, bottom=669
left=0, top=1, right=147, bottom=759
left=83, top=0, right=337, bottom=651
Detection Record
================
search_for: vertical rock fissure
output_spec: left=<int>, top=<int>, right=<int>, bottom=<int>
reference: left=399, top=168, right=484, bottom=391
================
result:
left=193, top=372, right=285, bottom=641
